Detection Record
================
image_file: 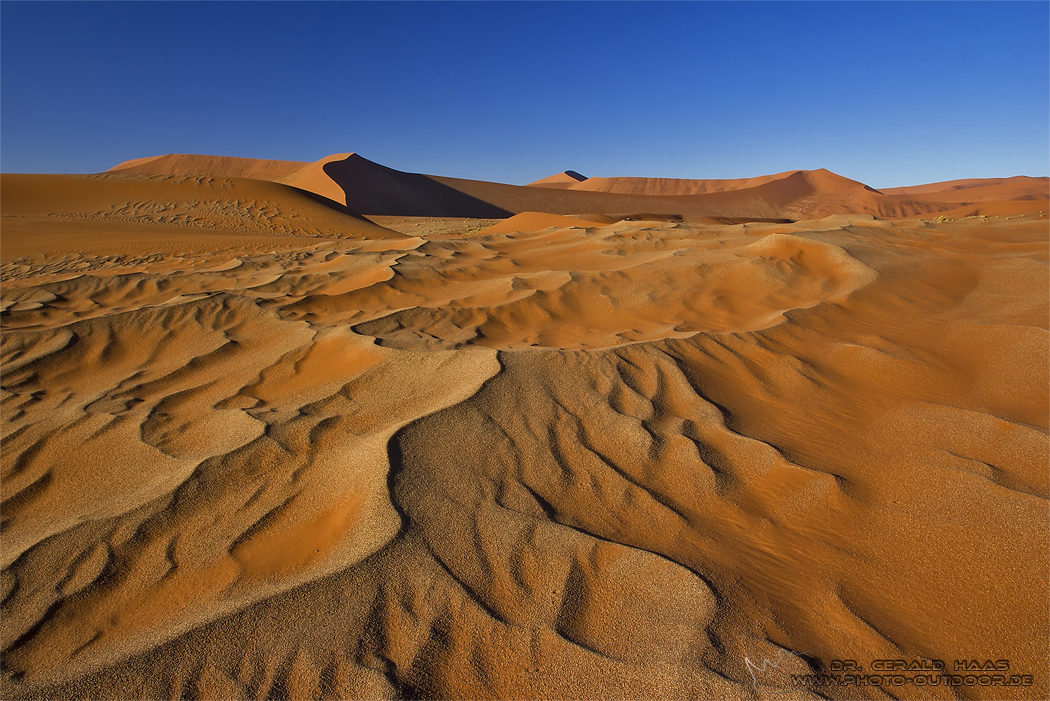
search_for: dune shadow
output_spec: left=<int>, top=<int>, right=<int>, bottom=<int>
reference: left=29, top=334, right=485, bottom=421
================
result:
left=287, top=185, right=361, bottom=216
left=323, top=156, right=512, bottom=218
left=383, top=425, right=412, bottom=534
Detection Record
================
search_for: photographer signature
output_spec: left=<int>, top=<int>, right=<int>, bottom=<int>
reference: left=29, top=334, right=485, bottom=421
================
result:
left=744, top=647, right=818, bottom=695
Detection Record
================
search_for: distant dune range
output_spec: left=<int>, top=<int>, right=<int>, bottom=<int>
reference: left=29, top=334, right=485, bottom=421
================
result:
left=107, top=152, right=1050, bottom=221
left=1, top=153, right=1047, bottom=700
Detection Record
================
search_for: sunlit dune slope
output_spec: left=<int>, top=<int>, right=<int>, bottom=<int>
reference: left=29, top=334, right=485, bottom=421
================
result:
left=110, top=154, right=310, bottom=183
left=525, top=171, right=588, bottom=189
left=1, top=172, right=404, bottom=259
left=881, top=175, right=1049, bottom=200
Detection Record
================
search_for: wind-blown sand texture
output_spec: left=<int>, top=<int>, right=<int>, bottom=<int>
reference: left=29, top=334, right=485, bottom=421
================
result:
left=1, top=156, right=1047, bottom=700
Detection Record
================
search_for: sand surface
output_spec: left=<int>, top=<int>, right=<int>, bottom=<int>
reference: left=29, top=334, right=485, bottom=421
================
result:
left=525, top=171, right=588, bottom=189
left=1, top=158, right=1048, bottom=700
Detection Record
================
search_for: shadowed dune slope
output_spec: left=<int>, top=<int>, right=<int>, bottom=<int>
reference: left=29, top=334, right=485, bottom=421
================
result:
left=1, top=189, right=1047, bottom=699
left=903, top=199, right=1048, bottom=220
left=314, top=154, right=513, bottom=217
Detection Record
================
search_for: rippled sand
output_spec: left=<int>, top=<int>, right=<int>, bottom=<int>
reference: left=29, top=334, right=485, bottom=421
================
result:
left=2, top=165, right=1047, bottom=700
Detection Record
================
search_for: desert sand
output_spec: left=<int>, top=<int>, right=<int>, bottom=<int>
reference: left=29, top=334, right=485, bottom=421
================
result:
left=1, top=155, right=1047, bottom=700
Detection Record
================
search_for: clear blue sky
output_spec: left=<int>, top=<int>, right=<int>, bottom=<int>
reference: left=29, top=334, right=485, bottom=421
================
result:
left=2, top=1, right=1047, bottom=188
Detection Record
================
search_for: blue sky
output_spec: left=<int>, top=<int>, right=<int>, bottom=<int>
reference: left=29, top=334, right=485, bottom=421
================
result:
left=2, top=1, right=1047, bottom=188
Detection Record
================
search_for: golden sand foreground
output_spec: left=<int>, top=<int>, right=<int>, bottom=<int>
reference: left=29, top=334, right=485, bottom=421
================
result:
left=1, top=157, right=1047, bottom=700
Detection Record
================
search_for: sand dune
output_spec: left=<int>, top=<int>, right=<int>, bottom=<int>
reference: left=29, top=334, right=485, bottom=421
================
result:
left=113, top=156, right=1048, bottom=220
left=526, top=171, right=588, bottom=189
left=478, top=211, right=617, bottom=234
left=1, top=172, right=404, bottom=260
left=563, top=170, right=810, bottom=196
left=111, top=153, right=1037, bottom=221
left=904, top=199, right=1048, bottom=220
left=110, top=154, right=311, bottom=184
left=2, top=154, right=1047, bottom=700
left=881, top=175, right=1049, bottom=199
left=110, top=153, right=514, bottom=218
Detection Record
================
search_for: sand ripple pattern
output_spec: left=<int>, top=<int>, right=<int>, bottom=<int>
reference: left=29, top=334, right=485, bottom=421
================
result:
left=1, top=209, right=1047, bottom=699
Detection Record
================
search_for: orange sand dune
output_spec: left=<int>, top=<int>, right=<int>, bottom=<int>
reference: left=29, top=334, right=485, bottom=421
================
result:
left=110, top=153, right=310, bottom=183
left=565, top=169, right=807, bottom=196
left=903, top=199, right=1048, bottom=220
left=110, top=153, right=516, bottom=218
left=115, top=155, right=1047, bottom=221
left=309, top=153, right=514, bottom=217
left=881, top=175, right=1049, bottom=199
left=526, top=170, right=588, bottom=189
left=108, top=153, right=978, bottom=221
left=421, top=167, right=945, bottom=221
left=2, top=149, right=1047, bottom=700
left=1, top=172, right=404, bottom=260
left=479, top=211, right=614, bottom=234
